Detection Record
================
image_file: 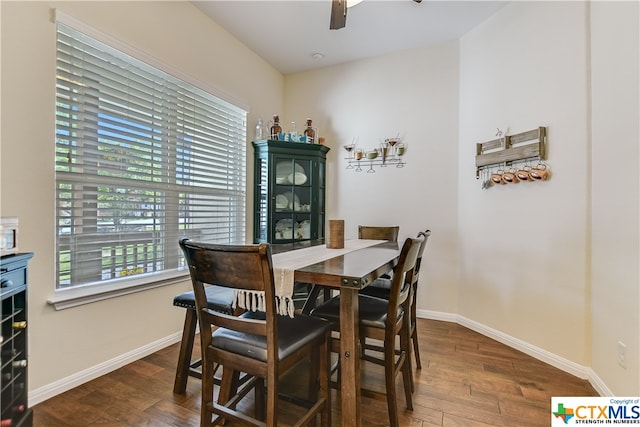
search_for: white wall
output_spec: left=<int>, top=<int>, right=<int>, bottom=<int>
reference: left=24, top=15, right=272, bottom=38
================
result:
left=0, top=0, right=283, bottom=396
left=459, top=0, right=591, bottom=366
left=284, top=41, right=460, bottom=314
left=590, top=1, right=640, bottom=395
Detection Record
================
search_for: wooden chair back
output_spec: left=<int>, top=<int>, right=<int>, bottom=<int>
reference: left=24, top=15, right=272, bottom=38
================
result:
left=178, top=239, right=276, bottom=358
left=358, top=225, right=400, bottom=242
left=414, top=230, right=431, bottom=278
left=386, top=237, right=423, bottom=325
left=406, top=230, right=431, bottom=288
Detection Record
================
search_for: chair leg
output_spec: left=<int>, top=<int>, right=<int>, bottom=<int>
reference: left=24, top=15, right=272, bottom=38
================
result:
left=320, top=333, right=331, bottom=427
left=400, top=322, right=414, bottom=411
left=309, top=349, right=320, bottom=401
left=201, top=352, right=216, bottom=427
left=301, top=284, right=322, bottom=314
left=174, top=309, right=197, bottom=394
left=255, top=378, right=266, bottom=421
left=411, top=286, right=422, bottom=370
left=266, top=375, right=278, bottom=426
left=384, top=342, right=399, bottom=427
left=404, top=315, right=415, bottom=393
left=412, top=322, right=422, bottom=370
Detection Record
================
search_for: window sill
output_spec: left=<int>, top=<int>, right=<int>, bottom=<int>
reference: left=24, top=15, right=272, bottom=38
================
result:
left=47, top=270, right=189, bottom=310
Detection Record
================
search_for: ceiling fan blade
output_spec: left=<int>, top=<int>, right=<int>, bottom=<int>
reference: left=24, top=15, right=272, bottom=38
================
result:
left=330, top=0, right=347, bottom=30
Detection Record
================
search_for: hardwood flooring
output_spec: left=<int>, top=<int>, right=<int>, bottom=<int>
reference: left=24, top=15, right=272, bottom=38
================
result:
left=32, top=319, right=598, bottom=426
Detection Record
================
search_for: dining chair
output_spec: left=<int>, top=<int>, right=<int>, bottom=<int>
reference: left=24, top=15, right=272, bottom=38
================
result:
left=358, top=225, right=400, bottom=282
left=172, top=286, right=236, bottom=394
left=301, top=225, right=399, bottom=315
left=310, top=236, right=423, bottom=427
left=179, top=238, right=331, bottom=427
left=358, top=225, right=400, bottom=242
left=360, top=229, right=431, bottom=370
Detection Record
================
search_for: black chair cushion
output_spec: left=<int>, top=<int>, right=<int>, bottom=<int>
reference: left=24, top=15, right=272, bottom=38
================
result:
left=173, top=286, right=235, bottom=315
left=211, top=312, right=330, bottom=362
left=310, top=294, right=404, bottom=330
left=358, top=277, right=392, bottom=299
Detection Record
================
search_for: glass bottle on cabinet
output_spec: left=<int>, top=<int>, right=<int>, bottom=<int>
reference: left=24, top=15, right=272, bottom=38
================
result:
left=253, top=140, right=329, bottom=245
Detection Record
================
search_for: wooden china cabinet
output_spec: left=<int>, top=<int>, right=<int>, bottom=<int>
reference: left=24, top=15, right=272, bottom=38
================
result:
left=252, top=140, right=330, bottom=245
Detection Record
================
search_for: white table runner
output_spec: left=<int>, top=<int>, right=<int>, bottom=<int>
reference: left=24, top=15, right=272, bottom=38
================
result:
left=234, top=239, right=386, bottom=317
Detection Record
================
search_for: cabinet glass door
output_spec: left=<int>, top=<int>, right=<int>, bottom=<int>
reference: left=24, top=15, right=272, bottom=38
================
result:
left=272, top=157, right=312, bottom=242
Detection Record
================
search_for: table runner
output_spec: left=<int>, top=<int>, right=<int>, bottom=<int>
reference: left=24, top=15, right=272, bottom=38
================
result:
left=234, top=239, right=386, bottom=317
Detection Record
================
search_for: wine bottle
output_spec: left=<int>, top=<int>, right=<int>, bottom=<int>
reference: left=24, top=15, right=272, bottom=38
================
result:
left=0, top=418, right=12, bottom=426
left=270, top=115, right=282, bottom=140
left=12, top=360, right=27, bottom=368
left=303, top=118, right=316, bottom=144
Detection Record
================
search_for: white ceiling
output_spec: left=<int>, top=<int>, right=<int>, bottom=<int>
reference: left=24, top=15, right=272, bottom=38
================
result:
left=192, top=0, right=508, bottom=75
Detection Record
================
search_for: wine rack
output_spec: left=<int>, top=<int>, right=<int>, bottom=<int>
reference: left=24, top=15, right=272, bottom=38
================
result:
left=1, top=253, right=33, bottom=427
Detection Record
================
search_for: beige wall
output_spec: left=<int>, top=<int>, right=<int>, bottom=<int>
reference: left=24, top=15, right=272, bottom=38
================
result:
left=284, top=41, right=460, bottom=314
left=590, top=1, right=639, bottom=396
left=459, top=0, right=591, bottom=366
left=457, top=0, right=639, bottom=395
left=0, top=0, right=283, bottom=396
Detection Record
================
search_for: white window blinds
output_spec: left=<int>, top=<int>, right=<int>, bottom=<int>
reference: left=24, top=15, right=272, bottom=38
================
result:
left=55, top=21, right=247, bottom=290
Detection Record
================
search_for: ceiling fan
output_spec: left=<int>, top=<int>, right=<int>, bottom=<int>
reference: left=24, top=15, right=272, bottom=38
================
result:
left=330, top=0, right=422, bottom=30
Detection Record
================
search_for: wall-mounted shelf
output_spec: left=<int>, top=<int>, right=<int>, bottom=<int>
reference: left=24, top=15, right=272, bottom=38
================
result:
left=475, top=127, right=547, bottom=178
left=343, top=137, right=407, bottom=172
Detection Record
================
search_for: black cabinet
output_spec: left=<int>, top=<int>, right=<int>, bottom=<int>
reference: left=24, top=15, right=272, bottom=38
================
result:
left=1, top=253, right=34, bottom=427
left=253, top=140, right=330, bottom=244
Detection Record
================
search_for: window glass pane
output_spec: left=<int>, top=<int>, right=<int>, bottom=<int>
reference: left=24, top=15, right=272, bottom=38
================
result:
left=55, top=22, right=246, bottom=290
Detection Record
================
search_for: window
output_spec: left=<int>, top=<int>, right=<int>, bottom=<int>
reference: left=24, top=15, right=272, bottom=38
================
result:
left=54, top=18, right=247, bottom=299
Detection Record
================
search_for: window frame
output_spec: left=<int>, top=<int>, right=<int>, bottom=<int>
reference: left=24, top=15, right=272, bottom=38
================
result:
left=48, top=11, right=248, bottom=310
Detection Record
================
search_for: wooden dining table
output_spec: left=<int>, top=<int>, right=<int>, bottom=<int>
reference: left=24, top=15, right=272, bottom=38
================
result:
left=272, top=240, right=400, bottom=426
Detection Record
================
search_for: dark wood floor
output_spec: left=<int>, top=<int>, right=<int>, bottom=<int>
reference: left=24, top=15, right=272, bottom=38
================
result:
left=33, top=319, right=598, bottom=426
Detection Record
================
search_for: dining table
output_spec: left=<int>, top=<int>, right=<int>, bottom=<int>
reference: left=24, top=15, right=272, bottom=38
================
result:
left=270, top=239, right=400, bottom=427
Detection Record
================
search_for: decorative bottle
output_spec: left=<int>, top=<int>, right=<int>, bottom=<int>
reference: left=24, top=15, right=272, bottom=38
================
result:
left=303, top=118, right=316, bottom=144
left=270, top=115, right=282, bottom=140
left=288, top=122, right=297, bottom=141
left=255, top=118, right=265, bottom=140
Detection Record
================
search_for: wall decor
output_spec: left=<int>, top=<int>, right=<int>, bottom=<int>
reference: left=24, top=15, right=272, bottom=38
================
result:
left=343, top=136, right=406, bottom=172
left=475, top=126, right=548, bottom=188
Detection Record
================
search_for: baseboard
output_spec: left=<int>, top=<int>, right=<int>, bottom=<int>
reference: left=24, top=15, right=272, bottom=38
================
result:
left=29, top=331, right=183, bottom=406
left=417, top=309, right=609, bottom=395
left=586, top=368, right=613, bottom=396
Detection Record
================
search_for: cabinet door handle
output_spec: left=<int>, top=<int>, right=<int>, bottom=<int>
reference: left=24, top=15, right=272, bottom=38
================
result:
left=1, top=279, right=13, bottom=288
